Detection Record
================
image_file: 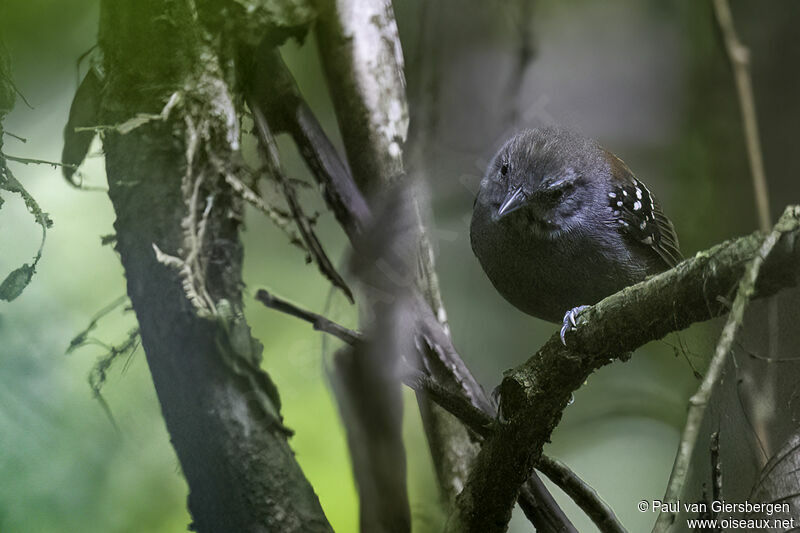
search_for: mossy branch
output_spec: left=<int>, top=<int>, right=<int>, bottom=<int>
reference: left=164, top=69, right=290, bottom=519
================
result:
left=451, top=206, right=800, bottom=533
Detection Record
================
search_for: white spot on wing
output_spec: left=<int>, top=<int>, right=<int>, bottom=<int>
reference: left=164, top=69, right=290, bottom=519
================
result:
left=633, top=200, right=642, bottom=211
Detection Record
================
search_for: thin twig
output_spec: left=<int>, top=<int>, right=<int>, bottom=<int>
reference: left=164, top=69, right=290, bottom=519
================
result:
left=255, top=287, right=492, bottom=434
left=711, top=0, right=779, bottom=457
left=66, top=294, right=130, bottom=354
left=253, top=287, right=621, bottom=533
left=66, top=296, right=141, bottom=434
left=516, top=481, right=579, bottom=533
left=0, top=70, right=33, bottom=109
left=736, top=339, right=800, bottom=363
left=248, top=47, right=370, bottom=239
left=87, top=327, right=141, bottom=433
left=406, top=372, right=496, bottom=439
left=712, top=0, right=770, bottom=232
left=3, top=152, right=79, bottom=170
left=254, top=288, right=492, bottom=440
left=537, top=456, right=626, bottom=533
left=248, top=97, right=354, bottom=303
left=710, top=431, right=722, bottom=504
left=3, top=130, right=26, bottom=142
left=653, top=212, right=785, bottom=532
left=728, top=348, right=769, bottom=462
left=223, top=171, right=308, bottom=253
left=255, top=288, right=361, bottom=345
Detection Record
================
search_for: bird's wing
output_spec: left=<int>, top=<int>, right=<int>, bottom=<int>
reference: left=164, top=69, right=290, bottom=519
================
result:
left=604, top=151, right=682, bottom=269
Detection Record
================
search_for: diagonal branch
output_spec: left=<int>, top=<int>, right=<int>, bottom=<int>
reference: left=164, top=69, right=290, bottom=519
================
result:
left=255, top=288, right=361, bottom=344
left=254, top=287, right=621, bottom=533
left=536, top=456, right=626, bottom=533
left=451, top=206, right=800, bottom=533
left=247, top=47, right=370, bottom=239
left=652, top=207, right=786, bottom=532
left=248, top=96, right=354, bottom=303
left=712, top=0, right=770, bottom=232
left=711, top=0, right=779, bottom=458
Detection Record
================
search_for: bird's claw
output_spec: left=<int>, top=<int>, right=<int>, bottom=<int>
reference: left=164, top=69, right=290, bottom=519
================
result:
left=560, top=305, right=590, bottom=346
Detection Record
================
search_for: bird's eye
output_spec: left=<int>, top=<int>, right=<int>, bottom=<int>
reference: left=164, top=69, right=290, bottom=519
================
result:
left=550, top=188, right=565, bottom=200
left=541, top=178, right=574, bottom=203
left=500, top=164, right=508, bottom=177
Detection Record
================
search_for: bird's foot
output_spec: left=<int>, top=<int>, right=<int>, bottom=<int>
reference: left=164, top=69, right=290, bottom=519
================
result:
left=560, top=305, right=590, bottom=346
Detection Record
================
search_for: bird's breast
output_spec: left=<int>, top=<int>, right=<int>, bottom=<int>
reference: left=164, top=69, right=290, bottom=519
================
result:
left=470, top=206, right=647, bottom=323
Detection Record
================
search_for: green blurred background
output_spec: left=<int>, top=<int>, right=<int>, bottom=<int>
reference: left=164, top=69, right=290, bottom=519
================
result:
left=1, top=1, right=798, bottom=531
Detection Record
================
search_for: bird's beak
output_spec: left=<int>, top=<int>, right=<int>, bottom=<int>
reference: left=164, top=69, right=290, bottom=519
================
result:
left=496, top=187, right=527, bottom=219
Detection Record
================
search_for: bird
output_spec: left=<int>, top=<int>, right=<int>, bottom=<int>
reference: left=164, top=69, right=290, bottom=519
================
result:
left=470, top=127, right=681, bottom=344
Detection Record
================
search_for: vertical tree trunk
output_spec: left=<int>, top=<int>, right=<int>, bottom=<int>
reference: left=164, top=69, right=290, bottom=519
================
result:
left=315, top=0, right=482, bottom=505
left=96, top=1, right=331, bottom=531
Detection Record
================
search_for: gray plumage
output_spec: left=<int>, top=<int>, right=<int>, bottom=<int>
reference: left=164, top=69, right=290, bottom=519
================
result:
left=470, top=127, right=681, bottom=323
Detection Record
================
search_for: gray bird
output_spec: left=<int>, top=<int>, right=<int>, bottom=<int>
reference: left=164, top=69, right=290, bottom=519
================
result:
left=470, top=127, right=681, bottom=343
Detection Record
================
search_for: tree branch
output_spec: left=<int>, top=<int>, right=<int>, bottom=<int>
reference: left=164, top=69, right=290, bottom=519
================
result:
left=244, top=5, right=572, bottom=528
left=652, top=206, right=786, bottom=532
left=254, top=286, right=620, bottom=533
left=712, top=0, right=779, bottom=457
left=537, top=456, right=625, bottom=533
left=451, top=206, right=800, bottom=533
left=247, top=47, right=370, bottom=239
left=712, top=0, right=771, bottom=232
left=255, top=288, right=361, bottom=344
left=248, top=96, right=354, bottom=303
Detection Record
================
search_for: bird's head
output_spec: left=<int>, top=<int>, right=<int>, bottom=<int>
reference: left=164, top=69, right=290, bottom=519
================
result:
left=478, top=127, right=605, bottom=237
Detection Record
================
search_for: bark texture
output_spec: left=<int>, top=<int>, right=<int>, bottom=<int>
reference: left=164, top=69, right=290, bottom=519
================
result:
left=96, top=1, right=331, bottom=531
